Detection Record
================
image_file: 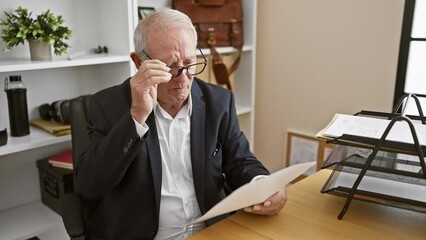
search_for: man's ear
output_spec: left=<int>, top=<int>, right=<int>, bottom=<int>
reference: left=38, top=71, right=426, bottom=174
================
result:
left=130, top=52, right=142, bottom=69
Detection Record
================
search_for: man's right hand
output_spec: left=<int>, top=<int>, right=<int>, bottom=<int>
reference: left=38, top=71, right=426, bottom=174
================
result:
left=130, top=58, right=171, bottom=124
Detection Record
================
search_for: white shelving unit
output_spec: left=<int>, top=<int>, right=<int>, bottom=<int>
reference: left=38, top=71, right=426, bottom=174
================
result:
left=0, top=201, right=67, bottom=240
left=0, top=127, right=71, bottom=156
left=0, top=1, right=137, bottom=239
left=0, top=0, right=257, bottom=238
left=0, top=54, right=130, bottom=72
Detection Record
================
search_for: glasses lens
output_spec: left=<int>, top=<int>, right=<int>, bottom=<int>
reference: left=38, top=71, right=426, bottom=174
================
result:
left=168, top=62, right=207, bottom=78
left=193, top=63, right=207, bottom=75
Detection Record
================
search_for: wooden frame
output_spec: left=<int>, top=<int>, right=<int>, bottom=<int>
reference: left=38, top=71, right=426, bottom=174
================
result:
left=285, top=131, right=334, bottom=183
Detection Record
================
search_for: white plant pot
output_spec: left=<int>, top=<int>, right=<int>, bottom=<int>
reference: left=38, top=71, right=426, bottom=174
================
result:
left=28, top=39, right=52, bottom=61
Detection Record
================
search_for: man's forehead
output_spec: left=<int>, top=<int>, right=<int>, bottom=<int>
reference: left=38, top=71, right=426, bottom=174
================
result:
left=148, top=28, right=195, bottom=44
left=147, top=32, right=196, bottom=56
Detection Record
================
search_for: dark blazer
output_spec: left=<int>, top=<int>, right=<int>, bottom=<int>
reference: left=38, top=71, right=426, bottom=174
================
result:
left=75, top=78, right=270, bottom=240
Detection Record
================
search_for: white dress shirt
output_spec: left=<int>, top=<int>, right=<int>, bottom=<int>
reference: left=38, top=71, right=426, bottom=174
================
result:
left=134, top=96, right=205, bottom=240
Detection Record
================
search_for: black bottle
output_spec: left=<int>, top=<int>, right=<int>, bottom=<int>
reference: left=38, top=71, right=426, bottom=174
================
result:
left=4, top=75, right=30, bottom=136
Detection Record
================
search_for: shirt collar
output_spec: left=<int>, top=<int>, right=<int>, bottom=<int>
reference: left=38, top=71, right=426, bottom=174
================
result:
left=154, top=93, right=193, bottom=119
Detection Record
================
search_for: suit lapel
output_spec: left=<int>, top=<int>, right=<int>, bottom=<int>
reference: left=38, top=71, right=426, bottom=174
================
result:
left=190, top=81, right=207, bottom=213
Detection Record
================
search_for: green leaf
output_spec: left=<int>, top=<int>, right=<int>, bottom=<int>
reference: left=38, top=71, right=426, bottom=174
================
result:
left=0, top=6, right=72, bottom=55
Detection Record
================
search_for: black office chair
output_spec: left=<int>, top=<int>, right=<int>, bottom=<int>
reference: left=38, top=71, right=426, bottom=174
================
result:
left=59, top=95, right=234, bottom=239
left=60, top=95, right=91, bottom=240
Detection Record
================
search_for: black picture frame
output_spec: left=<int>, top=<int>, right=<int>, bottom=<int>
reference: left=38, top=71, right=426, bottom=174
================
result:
left=138, top=7, right=155, bottom=20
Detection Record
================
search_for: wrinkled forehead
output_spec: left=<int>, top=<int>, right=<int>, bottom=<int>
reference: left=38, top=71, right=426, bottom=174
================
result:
left=147, top=28, right=197, bottom=52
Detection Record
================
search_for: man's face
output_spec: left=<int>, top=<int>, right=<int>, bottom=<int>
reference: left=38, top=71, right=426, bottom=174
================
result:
left=147, top=28, right=196, bottom=107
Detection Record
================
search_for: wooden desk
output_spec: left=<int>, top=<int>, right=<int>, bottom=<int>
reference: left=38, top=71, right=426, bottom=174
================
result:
left=189, top=169, right=426, bottom=240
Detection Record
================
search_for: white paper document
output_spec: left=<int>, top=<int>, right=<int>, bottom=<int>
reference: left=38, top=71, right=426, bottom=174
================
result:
left=317, top=113, right=426, bottom=146
left=192, top=161, right=316, bottom=224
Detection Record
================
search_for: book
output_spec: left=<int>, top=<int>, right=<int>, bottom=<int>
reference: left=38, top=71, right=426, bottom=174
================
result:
left=48, top=149, right=73, bottom=169
left=30, top=118, right=71, bottom=136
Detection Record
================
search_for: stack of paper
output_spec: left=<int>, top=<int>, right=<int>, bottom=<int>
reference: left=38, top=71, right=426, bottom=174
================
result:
left=317, top=113, right=426, bottom=146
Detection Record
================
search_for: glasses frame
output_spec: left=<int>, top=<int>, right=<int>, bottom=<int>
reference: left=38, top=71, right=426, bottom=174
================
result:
left=142, top=48, right=208, bottom=78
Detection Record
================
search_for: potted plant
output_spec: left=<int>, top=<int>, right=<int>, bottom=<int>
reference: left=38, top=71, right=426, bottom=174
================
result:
left=0, top=6, right=72, bottom=61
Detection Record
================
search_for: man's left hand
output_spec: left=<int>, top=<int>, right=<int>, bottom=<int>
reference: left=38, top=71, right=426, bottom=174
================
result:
left=243, top=188, right=287, bottom=215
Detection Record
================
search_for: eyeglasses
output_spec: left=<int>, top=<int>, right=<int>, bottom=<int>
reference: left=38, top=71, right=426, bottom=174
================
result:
left=142, top=48, right=208, bottom=78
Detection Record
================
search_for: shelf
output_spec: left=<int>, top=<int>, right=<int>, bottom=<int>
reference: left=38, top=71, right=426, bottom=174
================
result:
left=36, top=224, right=69, bottom=240
left=0, top=46, right=253, bottom=73
left=0, top=106, right=250, bottom=157
left=0, top=127, right=71, bottom=157
left=0, top=200, right=65, bottom=240
left=0, top=54, right=130, bottom=72
left=198, top=45, right=254, bottom=56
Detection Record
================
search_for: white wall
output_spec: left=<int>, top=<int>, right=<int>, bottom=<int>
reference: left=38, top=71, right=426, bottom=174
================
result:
left=255, top=0, right=405, bottom=171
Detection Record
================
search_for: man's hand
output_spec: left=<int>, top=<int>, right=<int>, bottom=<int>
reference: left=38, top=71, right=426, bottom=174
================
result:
left=130, top=58, right=171, bottom=124
left=243, top=188, right=287, bottom=215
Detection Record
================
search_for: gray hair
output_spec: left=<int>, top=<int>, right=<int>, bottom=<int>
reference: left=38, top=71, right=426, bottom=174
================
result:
left=133, top=8, right=197, bottom=56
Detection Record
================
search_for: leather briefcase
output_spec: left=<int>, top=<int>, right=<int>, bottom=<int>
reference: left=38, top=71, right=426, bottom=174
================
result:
left=173, top=0, right=244, bottom=90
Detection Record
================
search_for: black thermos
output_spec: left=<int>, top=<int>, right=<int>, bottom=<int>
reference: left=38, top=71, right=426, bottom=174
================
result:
left=4, top=75, right=30, bottom=136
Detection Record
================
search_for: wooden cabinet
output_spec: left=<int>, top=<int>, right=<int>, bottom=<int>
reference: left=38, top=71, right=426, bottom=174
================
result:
left=0, top=0, right=257, bottom=238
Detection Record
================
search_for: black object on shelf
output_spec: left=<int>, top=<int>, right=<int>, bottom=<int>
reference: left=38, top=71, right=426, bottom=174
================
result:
left=4, top=75, right=30, bottom=136
left=0, top=128, right=7, bottom=146
left=320, top=93, right=426, bottom=219
left=36, top=158, right=74, bottom=215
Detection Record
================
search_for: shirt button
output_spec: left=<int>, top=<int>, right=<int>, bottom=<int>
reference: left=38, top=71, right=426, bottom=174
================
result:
left=123, top=147, right=128, bottom=153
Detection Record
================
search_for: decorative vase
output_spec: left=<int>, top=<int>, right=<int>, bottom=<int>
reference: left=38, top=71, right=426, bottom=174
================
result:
left=28, top=39, right=52, bottom=61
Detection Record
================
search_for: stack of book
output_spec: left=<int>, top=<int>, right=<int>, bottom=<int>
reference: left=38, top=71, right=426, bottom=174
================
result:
left=48, top=149, right=73, bottom=170
left=30, top=118, right=71, bottom=136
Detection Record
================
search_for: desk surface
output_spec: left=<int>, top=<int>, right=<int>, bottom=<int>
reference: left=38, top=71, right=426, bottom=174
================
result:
left=189, top=169, right=426, bottom=240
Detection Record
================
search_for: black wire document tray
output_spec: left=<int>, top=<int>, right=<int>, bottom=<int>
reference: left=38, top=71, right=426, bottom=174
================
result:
left=321, top=155, right=426, bottom=213
left=323, top=145, right=425, bottom=180
left=317, top=110, right=426, bottom=219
